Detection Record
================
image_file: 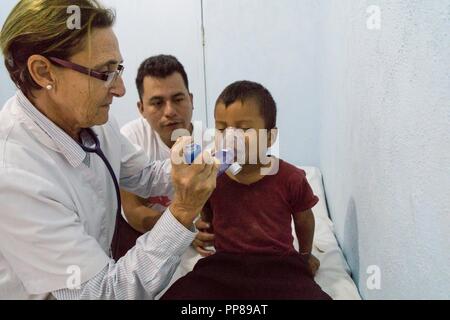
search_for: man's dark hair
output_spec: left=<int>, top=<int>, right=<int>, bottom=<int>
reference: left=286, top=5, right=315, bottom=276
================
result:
left=136, top=54, right=189, bottom=100
left=215, top=80, right=277, bottom=129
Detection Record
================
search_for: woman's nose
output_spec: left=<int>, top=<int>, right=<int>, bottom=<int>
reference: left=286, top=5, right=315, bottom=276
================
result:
left=110, top=76, right=126, bottom=97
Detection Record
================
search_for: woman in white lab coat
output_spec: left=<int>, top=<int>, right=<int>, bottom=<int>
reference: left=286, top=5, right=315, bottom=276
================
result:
left=0, top=0, right=217, bottom=299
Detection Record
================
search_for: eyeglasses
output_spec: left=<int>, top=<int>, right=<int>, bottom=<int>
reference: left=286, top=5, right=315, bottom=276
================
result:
left=48, top=57, right=124, bottom=88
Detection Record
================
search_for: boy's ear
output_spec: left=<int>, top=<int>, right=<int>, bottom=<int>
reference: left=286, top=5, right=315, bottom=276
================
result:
left=137, top=101, right=144, bottom=115
left=267, top=127, right=278, bottom=148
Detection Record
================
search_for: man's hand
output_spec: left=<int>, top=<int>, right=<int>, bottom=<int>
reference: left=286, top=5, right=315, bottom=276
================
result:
left=192, top=219, right=215, bottom=257
left=307, top=253, right=321, bottom=277
left=169, top=137, right=219, bottom=228
left=120, top=190, right=162, bottom=233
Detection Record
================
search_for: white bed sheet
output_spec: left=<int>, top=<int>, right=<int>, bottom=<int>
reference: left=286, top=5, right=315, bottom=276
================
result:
left=157, top=166, right=361, bottom=300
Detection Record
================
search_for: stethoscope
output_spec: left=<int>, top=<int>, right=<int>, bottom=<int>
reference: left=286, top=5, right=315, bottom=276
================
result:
left=78, top=128, right=121, bottom=256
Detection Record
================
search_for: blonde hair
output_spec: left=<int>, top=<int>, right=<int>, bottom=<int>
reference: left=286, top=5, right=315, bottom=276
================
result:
left=0, top=0, right=115, bottom=97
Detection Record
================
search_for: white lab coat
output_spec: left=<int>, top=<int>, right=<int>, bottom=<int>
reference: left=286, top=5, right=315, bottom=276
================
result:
left=0, top=92, right=173, bottom=299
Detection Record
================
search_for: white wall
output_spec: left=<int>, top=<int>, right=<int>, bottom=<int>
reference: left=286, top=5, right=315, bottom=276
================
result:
left=99, top=0, right=207, bottom=127
left=0, top=0, right=18, bottom=103
left=317, top=0, right=450, bottom=299
left=202, top=0, right=321, bottom=166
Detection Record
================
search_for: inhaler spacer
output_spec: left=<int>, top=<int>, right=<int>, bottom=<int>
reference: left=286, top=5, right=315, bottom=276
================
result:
left=183, top=144, right=242, bottom=176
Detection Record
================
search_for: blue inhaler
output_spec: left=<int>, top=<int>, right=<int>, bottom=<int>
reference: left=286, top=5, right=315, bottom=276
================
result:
left=183, top=143, right=202, bottom=164
left=183, top=144, right=242, bottom=176
left=213, top=149, right=242, bottom=176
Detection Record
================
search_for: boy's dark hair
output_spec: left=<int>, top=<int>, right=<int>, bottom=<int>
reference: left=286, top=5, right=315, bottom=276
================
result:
left=215, top=80, right=277, bottom=129
left=136, top=54, right=189, bottom=101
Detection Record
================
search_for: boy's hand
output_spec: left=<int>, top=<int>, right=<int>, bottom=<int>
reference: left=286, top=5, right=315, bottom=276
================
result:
left=192, top=219, right=215, bottom=257
left=307, top=254, right=321, bottom=277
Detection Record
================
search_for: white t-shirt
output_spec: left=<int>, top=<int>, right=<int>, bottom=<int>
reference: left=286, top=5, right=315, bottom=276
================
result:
left=121, top=118, right=172, bottom=213
left=121, top=118, right=171, bottom=163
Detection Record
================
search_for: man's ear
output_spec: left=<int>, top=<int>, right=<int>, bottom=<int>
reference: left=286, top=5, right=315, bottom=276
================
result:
left=189, top=93, right=194, bottom=110
left=137, top=101, right=144, bottom=115
left=267, top=127, right=278, bottom=148
left=27, top=55, right=55, bottom=90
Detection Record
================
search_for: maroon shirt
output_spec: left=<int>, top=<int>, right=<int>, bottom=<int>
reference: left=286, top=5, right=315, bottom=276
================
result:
left=207, top=159, right=319, bottom=255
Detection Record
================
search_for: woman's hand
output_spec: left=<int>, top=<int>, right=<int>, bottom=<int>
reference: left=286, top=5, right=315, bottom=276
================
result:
left=169, top=137, right=219, bottom=228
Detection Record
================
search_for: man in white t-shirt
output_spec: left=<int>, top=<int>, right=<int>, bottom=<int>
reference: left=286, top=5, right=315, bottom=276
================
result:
left=112, top=55, right=213, bottom=259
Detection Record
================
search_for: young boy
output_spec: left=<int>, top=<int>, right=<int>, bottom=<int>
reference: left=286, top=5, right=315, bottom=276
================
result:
left=161, top=81, right=331, bottom=300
